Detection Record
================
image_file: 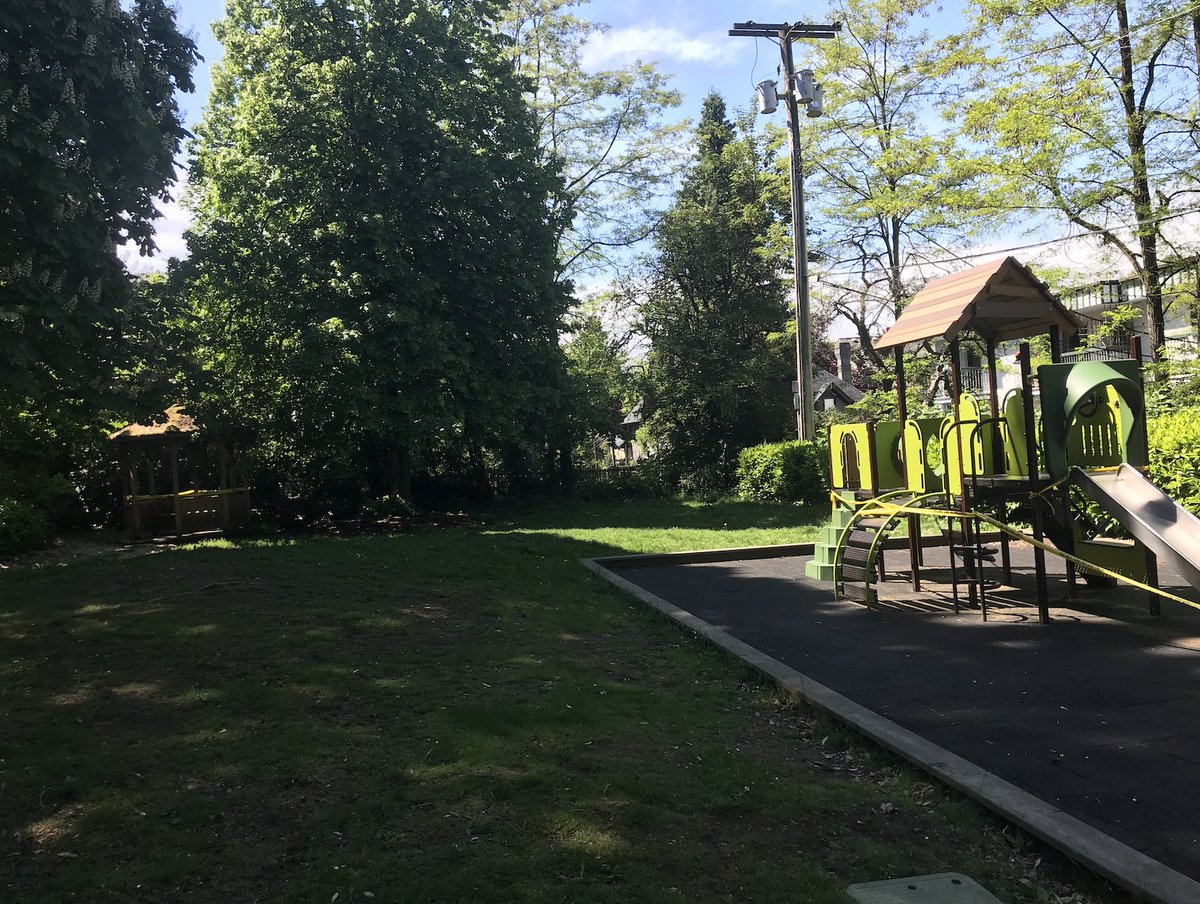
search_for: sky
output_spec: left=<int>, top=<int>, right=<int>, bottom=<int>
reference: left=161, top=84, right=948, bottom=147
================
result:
left=122, top=0, right=1171, bottom=327
left=120, top=0, right=850, bottom=273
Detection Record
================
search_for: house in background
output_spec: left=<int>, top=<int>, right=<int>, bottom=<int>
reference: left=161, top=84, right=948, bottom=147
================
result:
left=613, top=399, right=645, bottom=465
left=1060, top=270, right=1199, bottom=361
left=796, top=340, right=866, bottom=414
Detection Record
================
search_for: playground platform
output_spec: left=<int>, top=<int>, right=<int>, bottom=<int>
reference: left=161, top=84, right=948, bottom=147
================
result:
left=590, top=543, right=1200, bottom=903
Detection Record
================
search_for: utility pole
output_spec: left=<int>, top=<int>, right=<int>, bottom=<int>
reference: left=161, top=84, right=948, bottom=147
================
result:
left=729, top=20, right=840, bottom=441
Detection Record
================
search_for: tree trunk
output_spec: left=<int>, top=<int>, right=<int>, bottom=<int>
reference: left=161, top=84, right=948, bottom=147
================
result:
left=558, top=439, right=575, bottom=491
left=468, top=442, right=494, bottom=501
left=388, top=441, right=411, bottom=501
left=1116, top=0, right=1166, bottom=359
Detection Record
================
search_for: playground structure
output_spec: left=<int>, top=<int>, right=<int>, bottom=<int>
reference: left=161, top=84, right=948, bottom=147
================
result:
left=810, top=256, right=1200, bottom=624
left=109, top=405, right=250, bottom=539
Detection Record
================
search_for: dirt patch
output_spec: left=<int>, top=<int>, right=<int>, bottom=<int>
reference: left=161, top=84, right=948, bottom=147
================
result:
left=0, top=533, right=165, bottom=571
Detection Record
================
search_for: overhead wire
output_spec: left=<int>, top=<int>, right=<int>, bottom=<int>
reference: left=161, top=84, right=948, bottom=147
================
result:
left=812, top=204, right=1200, bottom=281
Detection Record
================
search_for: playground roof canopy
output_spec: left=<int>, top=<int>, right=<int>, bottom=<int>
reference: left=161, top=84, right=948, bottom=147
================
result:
left=108, top=405, right=199, bottom=443
left=874, top=256, right=1080, bottom=351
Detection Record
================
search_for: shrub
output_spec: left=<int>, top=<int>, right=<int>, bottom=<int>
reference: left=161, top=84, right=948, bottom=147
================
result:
left=571, top=467, right=661, bottom=501
left=1148, top=408, right=1200, bottom=513
left=736, top=439, right=828, bottom=505
left=676, top=463, right=733, bottom=502
left=0, top=497, right=53, bottom=556
left=362, top=494, right=416, bottom=520
left=0, top=473, right=85, bottom=556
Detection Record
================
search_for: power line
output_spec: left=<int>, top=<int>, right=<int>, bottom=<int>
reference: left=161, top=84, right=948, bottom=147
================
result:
left=812, top=204, right=1200, bottom=280
left=990, top=0, right=1200, bottom=68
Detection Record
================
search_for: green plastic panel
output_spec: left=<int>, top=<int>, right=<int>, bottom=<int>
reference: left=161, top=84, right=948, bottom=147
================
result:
left=1002, top=388, right=1028, bottom=476
left=902, top=417, right=945, bottom=494
left=1072, top=534, right=1147, bottom=582
left=1038, top=359, right=1146, bottom=480
left=830, top=424, right=873, bottom=492
left=873, top=421, right=906, bottom=490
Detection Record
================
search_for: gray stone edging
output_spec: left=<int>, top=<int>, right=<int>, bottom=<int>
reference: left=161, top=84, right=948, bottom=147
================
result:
left=582, top=557, right=1200, bottom=904
left=592, top=532, right=1004, bottom=571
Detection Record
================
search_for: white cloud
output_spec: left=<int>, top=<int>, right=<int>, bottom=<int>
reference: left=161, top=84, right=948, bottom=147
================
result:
left=582, top=26, right=738, bottom=70
left=117, top=178, right=193, bottom=275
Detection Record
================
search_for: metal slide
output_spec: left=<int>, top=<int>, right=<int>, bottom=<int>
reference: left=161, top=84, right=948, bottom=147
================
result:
left=1071, top=463, right=1200, bottom=591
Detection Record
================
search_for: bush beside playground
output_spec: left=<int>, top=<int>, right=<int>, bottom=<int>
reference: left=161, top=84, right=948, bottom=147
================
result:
left=727, top=407, right=1200, bottom=516
left=1147, top=409, right=1200, bottom=514
left=735, top=439, right=829, bottom=505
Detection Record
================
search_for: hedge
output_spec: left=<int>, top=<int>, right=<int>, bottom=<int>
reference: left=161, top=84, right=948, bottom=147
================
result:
left=736, top=439, right=828, bottom=505
left=0, top=473, right=81, bottom=556
left=1147, top=409, right=1200, bottom=514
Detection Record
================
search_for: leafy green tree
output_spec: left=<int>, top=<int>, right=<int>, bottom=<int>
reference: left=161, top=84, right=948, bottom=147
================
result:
left=803, top=0, right=986, bottom=372
left=0, top=0, right=197, bottom=538
left=562, top=312, right=631, bottom=465
left=0, top=0, right=198, bottom=401
left=955, top=0, right=1200, bottom=357
left=501, top=0, right=686, bottom=279
left=186, top=0, right=568, bottom=513
left=639, top=94, right=793, bottom=490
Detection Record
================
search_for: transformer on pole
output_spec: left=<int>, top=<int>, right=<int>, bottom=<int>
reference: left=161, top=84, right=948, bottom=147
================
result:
left=731, top=20, right=841, bottom=440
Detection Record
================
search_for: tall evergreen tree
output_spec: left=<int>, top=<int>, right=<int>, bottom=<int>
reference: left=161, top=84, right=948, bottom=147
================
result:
left=186, top=0, right=569, bottom=511
left=640, top=94, right=792, bottom=488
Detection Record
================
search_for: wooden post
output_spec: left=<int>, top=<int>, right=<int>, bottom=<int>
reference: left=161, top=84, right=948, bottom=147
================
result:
left=985, top=337, right=1011, bottom=583
left=949, top=339, right=979, bottom=607
left=218, top=446, right=231, bottom=529
left=1020, top=342, right=1052, bottom=624
left=985, top=337, right=1003, bottom=469
left=1129, top=334, right=1160, bottom=614
left=128, top=448, right=142, bottom=537
left=895, top=348, right=921, bottom=590
left=866, top=420, right=884, bottom=580
left=170, top=442, right=183, bottom=538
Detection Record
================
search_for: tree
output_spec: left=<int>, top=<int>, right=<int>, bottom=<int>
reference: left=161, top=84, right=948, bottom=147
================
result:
left=500, top=0, right=687, bottom=280
left=562, top=312, right=630, bottom=465
left=955, top=0, right=1200, bottom=357
left=185, top=0, right=569, bottom=513
left=801, top=0, right=987, bottom=374
left=0, top=0, right=198, bottom=401
left=639, top=94, right=793, bottom=489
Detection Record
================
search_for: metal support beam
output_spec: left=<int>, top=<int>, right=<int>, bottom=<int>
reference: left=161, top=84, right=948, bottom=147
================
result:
left=1019, top=342, right=1052, bottom=624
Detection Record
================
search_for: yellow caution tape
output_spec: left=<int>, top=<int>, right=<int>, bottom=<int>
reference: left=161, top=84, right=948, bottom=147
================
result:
left=830, top=489, right=1200, bottom=614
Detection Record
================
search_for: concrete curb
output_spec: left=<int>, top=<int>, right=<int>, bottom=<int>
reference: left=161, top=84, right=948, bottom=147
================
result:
left=583, top=556, right=1200, bottom=904
left=590, top=532, right=1004, bottom=570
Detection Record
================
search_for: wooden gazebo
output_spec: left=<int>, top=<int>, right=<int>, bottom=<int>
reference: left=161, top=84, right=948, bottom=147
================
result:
left=109, top=405, right=249, bottom=539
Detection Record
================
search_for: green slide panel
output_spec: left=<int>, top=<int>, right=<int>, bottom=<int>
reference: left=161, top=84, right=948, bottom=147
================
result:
left=1038, top=359, right=1146, bottom=480
left=1002, top=388, right=1028, bottom=477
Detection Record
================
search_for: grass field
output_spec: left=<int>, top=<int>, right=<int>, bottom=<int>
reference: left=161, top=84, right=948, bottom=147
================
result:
left=0, top=499, right=1124, bottom=902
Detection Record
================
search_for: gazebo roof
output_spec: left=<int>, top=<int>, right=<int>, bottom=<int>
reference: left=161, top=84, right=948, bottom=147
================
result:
left=108, top=405, right=199, bottom=443
left=875, top=256, right=1080, bottom=351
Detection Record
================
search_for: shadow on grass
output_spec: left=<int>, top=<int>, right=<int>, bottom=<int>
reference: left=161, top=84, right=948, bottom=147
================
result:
left=0, top=522, right=1125, bottom=903
left=481, top=497, right=829, bottom=535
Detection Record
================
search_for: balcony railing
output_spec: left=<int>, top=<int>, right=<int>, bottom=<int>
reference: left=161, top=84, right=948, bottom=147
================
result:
left=960, top=367, right=986, bottom=391
left=1060, top=346, right=1130, bottom=363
